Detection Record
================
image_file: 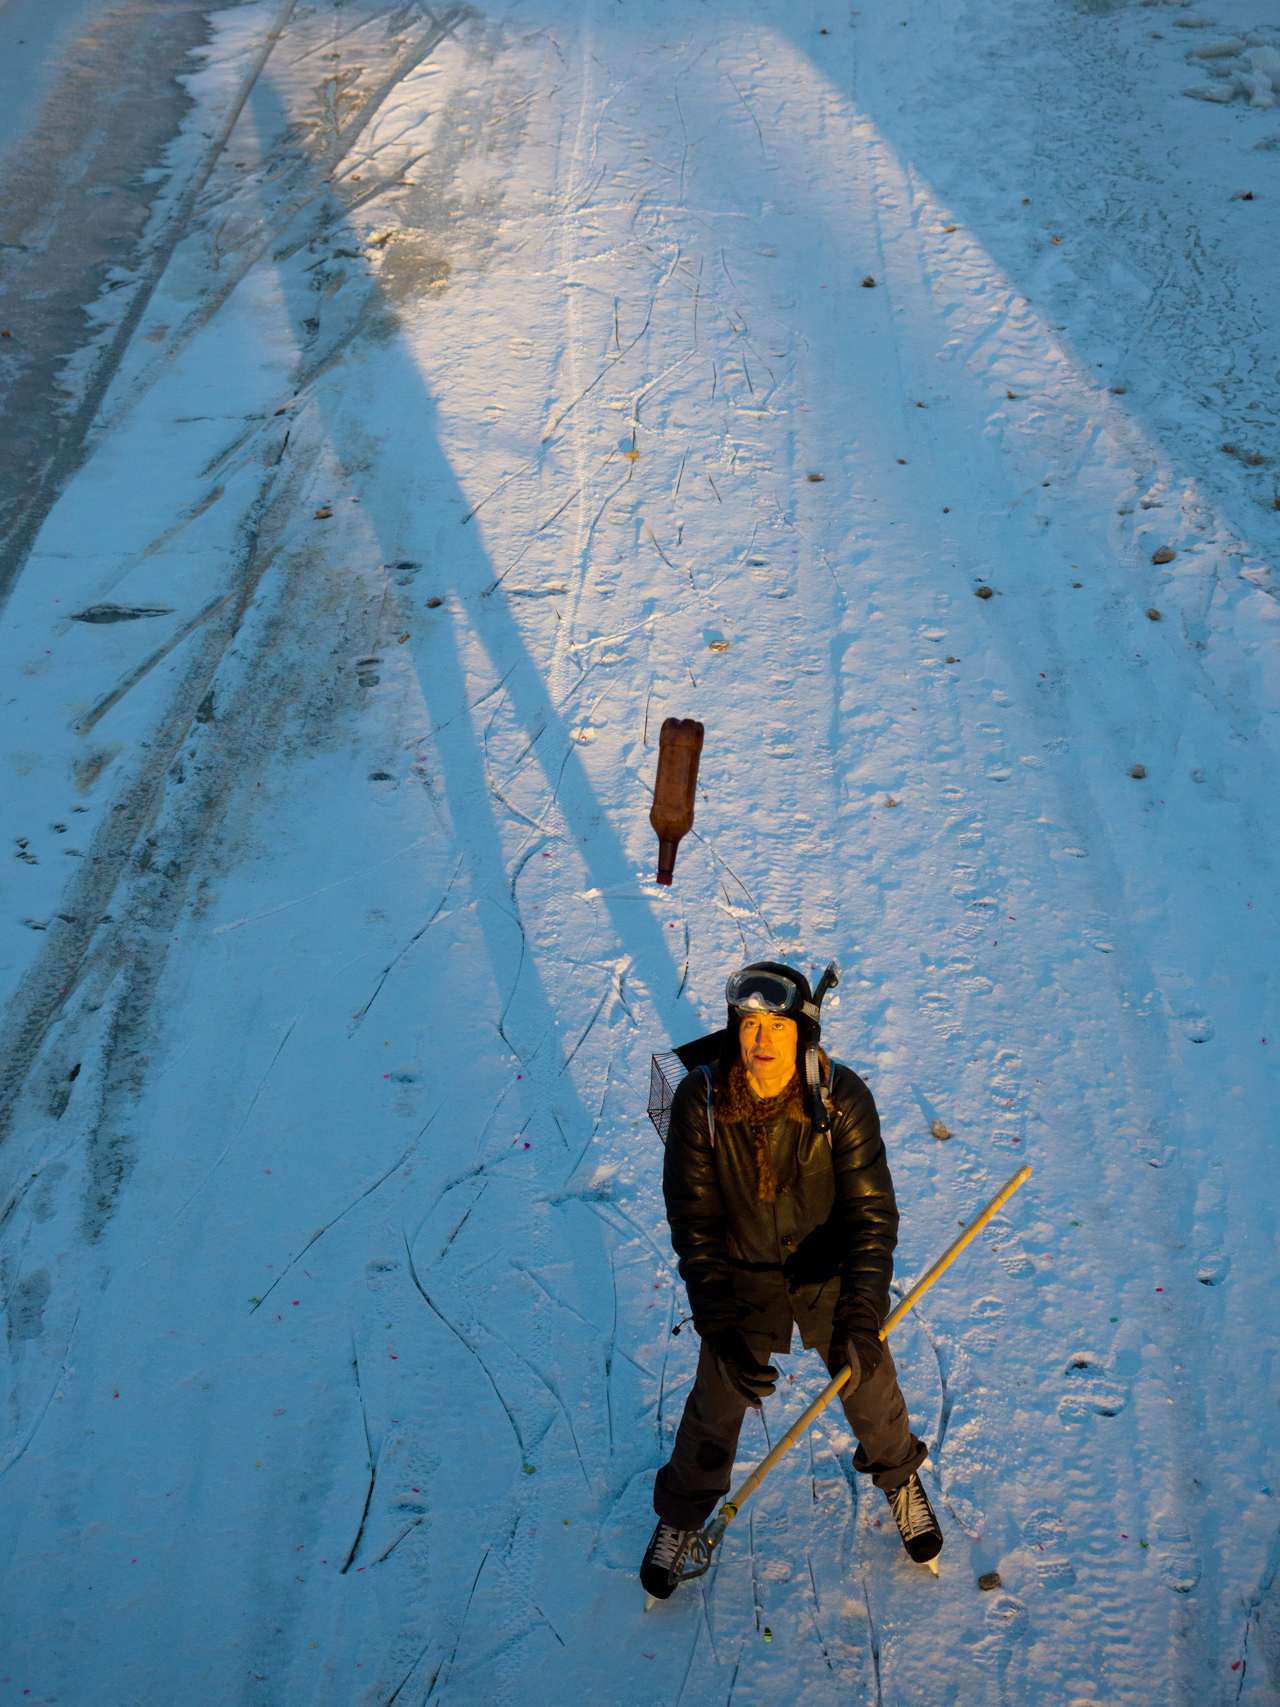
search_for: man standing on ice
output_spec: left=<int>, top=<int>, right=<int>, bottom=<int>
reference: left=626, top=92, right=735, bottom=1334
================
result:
left=641, top=960, right=942, bottom=1598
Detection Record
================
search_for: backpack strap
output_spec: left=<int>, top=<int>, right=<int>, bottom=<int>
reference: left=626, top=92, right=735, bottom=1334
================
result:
left=699, top=1064, right=715, bottom=1147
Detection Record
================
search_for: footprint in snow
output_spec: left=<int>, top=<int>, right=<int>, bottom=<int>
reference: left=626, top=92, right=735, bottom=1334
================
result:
left=965, top=1295, right=1003, bottom=1353
left=998, top=1253, right=1035, bottom=1279
left=1058, top=1354, right=1128, bottom=1422
left=984, top=1593, right=1028, bottom=1629
left=1023, top=1509, right=1076, bottom=1587
left=1152, top=1521, right=1202, bottom=1593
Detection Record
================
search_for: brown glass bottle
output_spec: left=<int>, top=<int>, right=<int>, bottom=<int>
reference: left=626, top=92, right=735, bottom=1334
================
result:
left=650, top=717, right=704, bottom=885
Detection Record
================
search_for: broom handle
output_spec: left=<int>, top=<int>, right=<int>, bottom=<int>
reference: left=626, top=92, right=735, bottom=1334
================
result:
left=706, top=1163, right=1032, bottom=1539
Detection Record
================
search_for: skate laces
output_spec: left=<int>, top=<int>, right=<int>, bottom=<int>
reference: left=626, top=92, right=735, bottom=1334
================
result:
left=888, top=1475, right=936, bottom=1539
left=651, top=1523, right=695, bottom=1572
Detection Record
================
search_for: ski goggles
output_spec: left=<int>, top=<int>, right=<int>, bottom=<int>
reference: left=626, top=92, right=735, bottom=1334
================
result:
left=725, top=967, right=822, bottom=1022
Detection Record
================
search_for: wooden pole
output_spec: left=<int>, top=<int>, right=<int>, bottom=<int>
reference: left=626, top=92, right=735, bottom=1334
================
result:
left=702, top=1163, right=1032, bottom=1548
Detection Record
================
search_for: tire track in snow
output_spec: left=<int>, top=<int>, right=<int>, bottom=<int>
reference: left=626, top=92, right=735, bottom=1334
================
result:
left=0, top=0, right=302, bottom=611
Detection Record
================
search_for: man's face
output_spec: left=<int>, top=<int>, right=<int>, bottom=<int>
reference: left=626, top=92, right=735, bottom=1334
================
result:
left=738, top=1012, right=799, bottom=1082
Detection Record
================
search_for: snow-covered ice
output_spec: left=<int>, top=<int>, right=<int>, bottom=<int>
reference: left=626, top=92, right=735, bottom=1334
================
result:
left=1, top=0, right=1279, bottom=1702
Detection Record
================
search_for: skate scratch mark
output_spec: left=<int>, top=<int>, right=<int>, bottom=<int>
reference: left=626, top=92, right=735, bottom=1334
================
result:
left=104, top=478, right=229, bottom=575
left=489, top=780, right=545, bottom=832
left=249, top=1133, right=428, bottom=1312
left=643, top=1255, right=679, bottom=1426
left=481, top=533, right=540, bottom=596
left=719, top=879, right=749, bottom=959
left=564, top=1056, right=612, bottom=1181
left=431, top=1548, right=489, bottom=1696
left=861, top=1561, right=883, bottom=1707
left=496, top=927, right=528, bottom=1063
left=645, top=523, right=679, bottom=573
left=403, top=1234, right=525, bottom=1454
left=1234, top=1519, right=1280, bottom=1700
left=460, top=458, right=539, bottom=527
left=725, top=75, right=765, bottom=157
left=555, top=652, right=630, bottom=713
left=604, top=1246, right=618, bottom=1450
left=0, top=1138, right=77, bottom=1242
left=561, top=978, right=612, bottom=1073
left=428, top=665, right=516, bottom=737
left=435, top=1181, right=486, bottom=1264
left=268, top=144, right=434, bottom=265
left=576, top=464, right=637, bottom=566
left=350, top=859, right=463, bottom=1029
left=73, top=592, right=234, bottom=735
left=508, top=836, right=559, bottom=904
left=505, top=721, right=549, bottom=774
left=508, top=1260, right=612, bottom=1341
left=749, top=1512, right=761, bottom=1630
left=579, top=1199, right=679, bottom=1277
left=538, top=484, right=583, bottom=532
left=695, top=1582, right=723, bottom=1664
left=391, top=1547, right=489, bottom=1705
left=530, top=1602, right=566, bottom=1647
left=341, top=1343, right=379, bottom=1573
left=722, top=1639, right=746, bottom=1706
left=566, top=615, right=658, bottom=657
left=0, top=1311, right=79, bottom=1482
left=689, top=830, right=777, bottom=939
left=805, top=1554, right=835, bottom=1671
left=483, top=1323, right=592, bottom=1489
left=593, top=1053, right=615, bottom=1129
left=540, top=292, right=662, bottom=443
left=898, top=1293, right=953, bottom=1452
left=374, top=1515, right=423, bottom=1564
left=676, top=920, right=692, bottom=1000
left=162, top=1012, right=301, bottom=1234
left=287, top=3, right=405, bottom=64
left=213, top=833, right=433, bottom=933
left=673, top=1621, right=703, bottom=1707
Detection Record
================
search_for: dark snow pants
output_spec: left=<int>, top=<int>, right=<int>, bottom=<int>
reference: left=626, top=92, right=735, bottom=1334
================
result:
left=653, top=1334, right=927, bottom=1530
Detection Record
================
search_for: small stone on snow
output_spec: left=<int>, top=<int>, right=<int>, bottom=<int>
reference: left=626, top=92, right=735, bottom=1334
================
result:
left=1152, top=545, right=1176, bottom=563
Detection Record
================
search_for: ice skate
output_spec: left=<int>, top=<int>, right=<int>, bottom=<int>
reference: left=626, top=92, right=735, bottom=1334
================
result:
left=640, top=1520, right=698, bottom=1601
left=884, top=1472, right=944, bottom=1566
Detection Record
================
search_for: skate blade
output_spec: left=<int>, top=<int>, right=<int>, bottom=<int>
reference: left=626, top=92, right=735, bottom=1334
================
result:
left=925, top=1557, right=940, bottom=1576
left=644, top=1592, right=660, bottom=1611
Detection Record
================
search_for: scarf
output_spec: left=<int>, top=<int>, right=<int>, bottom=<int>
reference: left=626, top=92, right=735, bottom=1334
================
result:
left=716, top=1058, right=805, bottom=1203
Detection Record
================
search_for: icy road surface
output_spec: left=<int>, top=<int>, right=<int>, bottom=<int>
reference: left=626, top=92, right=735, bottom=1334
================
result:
left=1, top=0, right=1279, bottom=1702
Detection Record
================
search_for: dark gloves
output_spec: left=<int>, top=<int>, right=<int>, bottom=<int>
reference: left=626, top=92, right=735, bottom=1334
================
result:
left=707, top=1327, right=779, bottom=1408
left=832, top=1297, right=885, bottom=1395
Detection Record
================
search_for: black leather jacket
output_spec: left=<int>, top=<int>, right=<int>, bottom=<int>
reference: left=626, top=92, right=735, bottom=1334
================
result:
left=662, top=1061, right=898, bottom=1351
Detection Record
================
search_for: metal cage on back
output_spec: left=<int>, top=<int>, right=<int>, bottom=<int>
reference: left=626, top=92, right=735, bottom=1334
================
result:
left=647, top=1052, right=686, bottom=1142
